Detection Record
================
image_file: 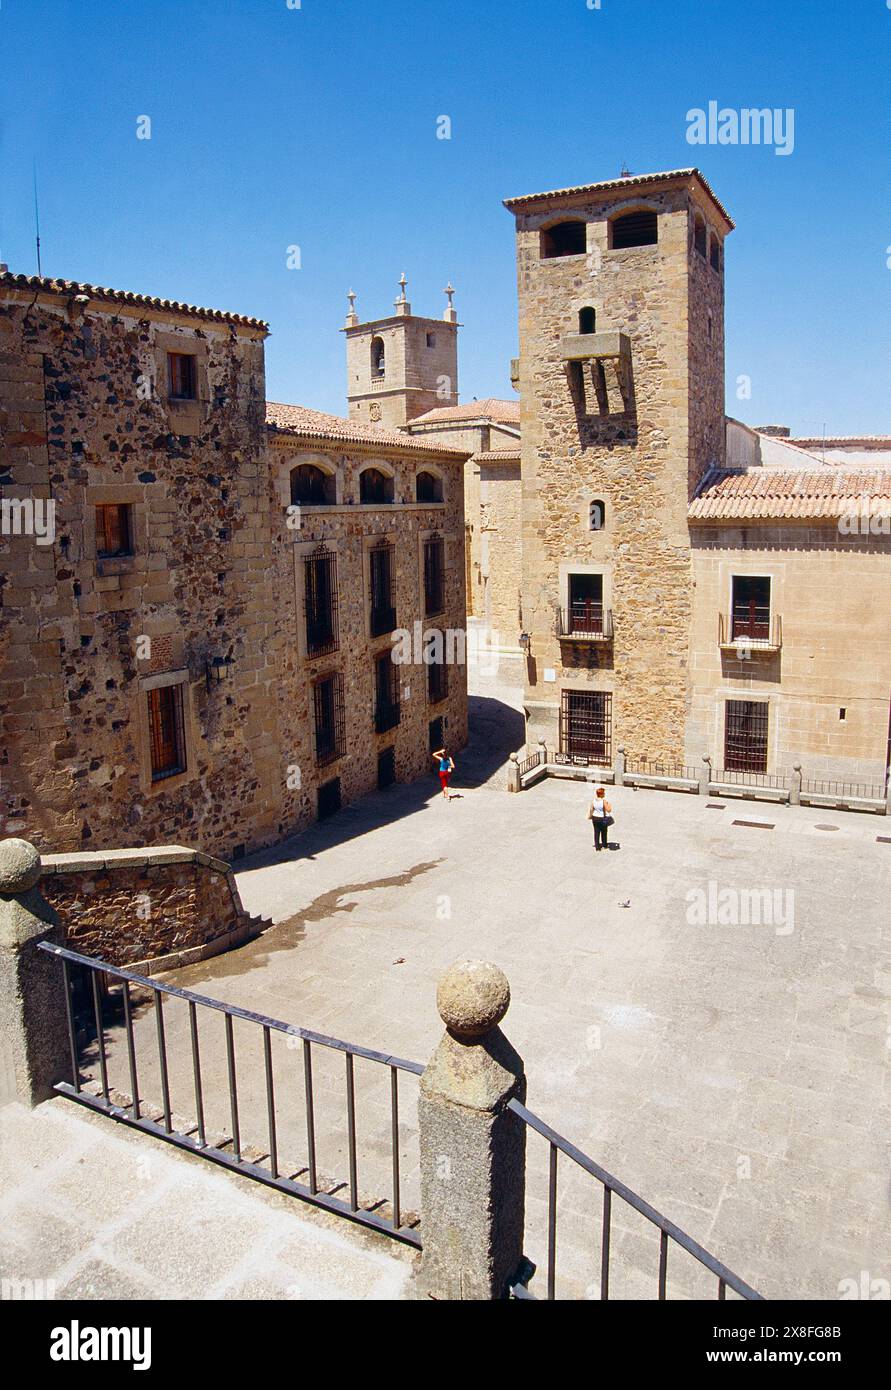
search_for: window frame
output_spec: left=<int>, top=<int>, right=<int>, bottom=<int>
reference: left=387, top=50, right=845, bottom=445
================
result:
left=147, top=682, right=187, bottom=782
left=167, top=351, right=198, bottom=402
left=95, top=502, right=135, bottom=559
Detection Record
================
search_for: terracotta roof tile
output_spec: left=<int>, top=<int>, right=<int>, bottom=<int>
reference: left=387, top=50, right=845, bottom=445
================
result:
left=408, top=398, right=520, bottom=427
left=0, top=269, right=268, bottom=330
left=476, top=447, right=521, bottom=462
left=689, top=468, right=891, bottom=522
left=266, top=402, right=470, bottom=458
left=503, top=168, right=734, bottom=230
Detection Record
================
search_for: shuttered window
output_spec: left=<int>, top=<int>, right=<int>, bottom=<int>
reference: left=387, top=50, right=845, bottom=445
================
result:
left=148, top=684, right=187, bottom=781
left=96, top=504, right=133, bottom=558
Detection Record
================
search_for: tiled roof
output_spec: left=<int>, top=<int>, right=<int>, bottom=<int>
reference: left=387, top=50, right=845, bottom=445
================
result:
left=408, top=398, right=521, bottom=427
left=0, top=269, right=268, bottom=330
left=689, top=468, right=891, bottom=521
left=265, top=402, right=470, bottom=458
left=503, top=168, right=734, bottom=229
left=788, top=437, right=891, bottom=451
left=476, top=447, right=521, bottom=462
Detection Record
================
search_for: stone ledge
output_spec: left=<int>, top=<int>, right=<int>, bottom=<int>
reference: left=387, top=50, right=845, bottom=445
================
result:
left=42, top=846, right=208, bottom=873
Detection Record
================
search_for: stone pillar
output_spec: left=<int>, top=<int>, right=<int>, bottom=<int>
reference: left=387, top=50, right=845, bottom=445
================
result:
left=537, top=737, right=548, bottom=768
left=791, top=763, right=802, bottom=807
left=699, top=755, right=712, bottom=797
left=0, top=839, right=70, bottom=1108
left=614, top=747, right=626, bottom=787
left=416, top=960, right=527, bottom=1300
left=507, top=752, right=520, bottom=793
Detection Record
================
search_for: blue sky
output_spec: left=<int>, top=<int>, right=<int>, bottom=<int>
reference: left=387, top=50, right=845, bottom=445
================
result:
left=1, top=0, right=888, bottom=434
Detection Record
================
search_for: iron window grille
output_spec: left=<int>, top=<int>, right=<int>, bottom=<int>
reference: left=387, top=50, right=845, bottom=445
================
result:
left=423, top=535, right=445, bottom=617
left=148, top=684, right=187, bottom=781
left=305, top=546, right=339, bottom=657
left=95, top=503, right=134, bottom=558
left=427, top=650, right=448, bottom=705
left=559, top=689, right=613, bottom=763
left=374, top=653, right=401, bottom=733
left=724, top=700, right=768, bottom=773
left=314, top=673, right=346, bottom=767
left=370, top=539, right=397, bottom=637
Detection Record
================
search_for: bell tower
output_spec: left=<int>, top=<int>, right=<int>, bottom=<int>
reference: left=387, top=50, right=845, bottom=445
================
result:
left=343, top=277, right=460, bottom=429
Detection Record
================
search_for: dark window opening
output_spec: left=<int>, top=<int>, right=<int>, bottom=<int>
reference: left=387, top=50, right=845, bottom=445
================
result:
left=317, top=777, right=342, bottom=820
left=560, top=689, right=612, bottom=763
left=148, top=684, right=187, bottom=781
left=428, top=716, right=444, bottom=755
left=578, top=306, right=597, bottom=335
left=314, top=673, right=345, bottom=766
left=839, top=708, right=847, bottom=721
left=424, top=535, right=445, bottom=616
left=567, top=573, right=604, bottom=634
left=96, top=503, right=134, bottom=558
left=375, top=651, right=401, bottom=733
left=731, top=575, right=771, bottom=642
left=541, top=221, right=587, bottom=259
left=377, top=746, right=396, bottom=789
left=694, top=216, right=708, bottom=258
left=724, top=699, right=768, bottom=773
left=610, top=210, right=658, bottom=249
left=710, top=237, right=722, bottom=272
left=371, top=337, right=386, bottom=379
left=168, top=352, right=197, bottom=401
left=360, top=467, right=394, bottom=504
left=305, top=546, right=339, bottom=656
left=416, top=470, right=443, bottom=503
left=290, top=463, right=335, bottom=507
left=589, top=499, right=605, bottom=532
left=369, top=539, right=396, bottom=636
left=427, top=648, right=448, bottom=705
left=426, top=332, right=436, bottom=348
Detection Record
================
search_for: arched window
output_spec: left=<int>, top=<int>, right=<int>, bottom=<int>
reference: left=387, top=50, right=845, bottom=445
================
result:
left=371, top=337, right=386, bottom=378
left=694, top=215, right=707, bottom=258
left=578, top=306, right=596, bottom=335
left=290, top=463, right=335, bottom=506
left=540, top=221, right=587, bottom=259
left=416, top=470, right=443, bottom=503
left=710, top=236, right=722, bottom=272
left=359, top=467, right=394, bottom=504
left=589, top=499, right=606, bottom=532
left=610, top=210, right=658, bottom=248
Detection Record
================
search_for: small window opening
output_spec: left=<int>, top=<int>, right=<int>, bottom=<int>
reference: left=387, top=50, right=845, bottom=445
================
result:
left=168, top=352, right=197, bottom=401
left=541, top=221, right=587, bottom=259
left=578, top=306, right=596, bottom=335
left=416, top=470, right=443, bottom=503
left=610, top=210, right=658, bottom=249
left=360, top=467, right=394, bottom=504
left=710, top=237, right=722, bottom=272
left=371, top=337, right=386, bottom=379
left=694, top=216, right=708, bottom=258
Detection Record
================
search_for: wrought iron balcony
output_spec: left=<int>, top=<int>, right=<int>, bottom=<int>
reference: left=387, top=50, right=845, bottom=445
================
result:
left=718, top=607, right=782, bottom=652
left=556, top=603, right=614, bottom=641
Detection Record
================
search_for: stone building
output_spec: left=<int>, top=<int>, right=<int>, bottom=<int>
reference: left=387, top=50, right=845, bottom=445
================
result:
left=0, top=270, right=468, bottom=859
left=503, top=167, right=891, bottom=787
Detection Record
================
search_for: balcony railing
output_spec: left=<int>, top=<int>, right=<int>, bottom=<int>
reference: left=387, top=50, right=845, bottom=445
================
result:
left=556, top=603, right=613, bottom=641
left=718, top=608, right=782, bottom=651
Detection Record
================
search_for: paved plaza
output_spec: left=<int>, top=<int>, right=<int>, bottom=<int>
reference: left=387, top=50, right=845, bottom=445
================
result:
left=4, top=650, right=890, bottom=1299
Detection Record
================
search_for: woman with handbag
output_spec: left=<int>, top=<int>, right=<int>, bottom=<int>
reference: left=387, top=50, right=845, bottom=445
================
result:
left=588, top=785, right=613, bottom=851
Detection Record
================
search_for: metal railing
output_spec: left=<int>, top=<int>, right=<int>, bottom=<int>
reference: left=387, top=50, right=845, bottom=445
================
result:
left=801, top=776, right=886, bottom=801
left=624, top=757, right=700, bottom=781
left=38, top=942, right=423, bottom=1248
left=518, top=749, right=543, bottom=777
left=718, top=611, right=782, bottom=649
left=509, top=1099, right=762, bottom=1302
left=711, top=767, right=795, bottom=791
left=556, top=604, right=614, bottom=640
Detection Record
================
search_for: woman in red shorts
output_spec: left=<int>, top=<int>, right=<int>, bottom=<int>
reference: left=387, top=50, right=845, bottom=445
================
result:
left=432, top=747, right=455, bottom=801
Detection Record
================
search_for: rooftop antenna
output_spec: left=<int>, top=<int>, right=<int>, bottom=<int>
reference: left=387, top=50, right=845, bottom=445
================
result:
left=33, top=161, right=42, bottom=277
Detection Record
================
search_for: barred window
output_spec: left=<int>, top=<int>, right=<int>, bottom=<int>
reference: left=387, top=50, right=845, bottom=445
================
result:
left=369, top=539, right=396, bottom=637
left=427, top=648, right=448, bottom=705
left=304, top=546, right=339, bottom=656
left=423, top=535, right=445, bottom=616
left=96, top=503, right=134, bottom=558
left=724, top=700, right=768, bottom=773
left=148, top=684, right=186, bottom=781
left=314, top=673, right=345, bottom=766
left=374, top=651, right=401, bottom=732
left=559, top=689, right=612, bottom=763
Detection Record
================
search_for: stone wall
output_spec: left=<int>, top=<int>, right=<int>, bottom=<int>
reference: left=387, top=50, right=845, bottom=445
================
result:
left=509, top=176, right=729, bottom=761
left=479, top=454, right=522, bottom=645
left=38, top=846, right=267, bottom=970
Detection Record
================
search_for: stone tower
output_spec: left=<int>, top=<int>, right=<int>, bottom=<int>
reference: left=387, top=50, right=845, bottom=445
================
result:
left=343, top=277, right=460, bottom=429
left=503, top=168, right=733, bottom=762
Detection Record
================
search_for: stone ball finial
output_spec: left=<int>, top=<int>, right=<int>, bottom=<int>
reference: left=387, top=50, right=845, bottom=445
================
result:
left=436, top=959, right=511, bottom=1038
left=0, top=838, right=42, bottom=895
